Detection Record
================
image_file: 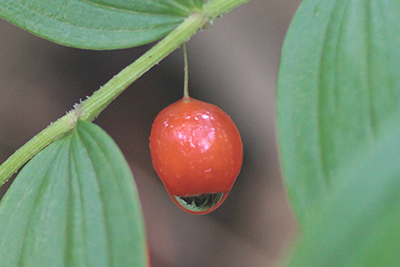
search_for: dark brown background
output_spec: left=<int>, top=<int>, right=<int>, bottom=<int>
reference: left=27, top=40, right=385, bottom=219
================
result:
left=0, top=1, right=302, bottom=266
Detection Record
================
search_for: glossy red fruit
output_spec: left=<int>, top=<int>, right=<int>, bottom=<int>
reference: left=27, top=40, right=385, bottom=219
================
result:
left=149, top=96, right=243, bottom=214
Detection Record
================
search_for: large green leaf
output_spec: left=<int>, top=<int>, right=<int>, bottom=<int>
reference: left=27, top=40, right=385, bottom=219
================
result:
left=0, top=0, right=204, bottom=49
left=277, top=0, right=400, bottom=226
left=0, top=120, right=147, bottom=266
left=287, top=110, right=400, bottom=266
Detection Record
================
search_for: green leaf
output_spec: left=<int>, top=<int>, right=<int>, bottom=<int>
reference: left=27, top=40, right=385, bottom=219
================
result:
left=287, top=110, right=400, bottom=267
left=0, top=0, right=204, bottom=49
left=0, top=120, right=147, bottom=267
left=277, top=0, right=400, bottom=226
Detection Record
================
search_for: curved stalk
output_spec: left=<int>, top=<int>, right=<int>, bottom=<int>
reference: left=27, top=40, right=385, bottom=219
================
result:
left=183, top=43, right=190, bottom=98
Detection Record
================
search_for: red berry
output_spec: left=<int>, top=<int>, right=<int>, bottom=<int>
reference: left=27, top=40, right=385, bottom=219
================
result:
left=149, top=96, right=243, bottom=214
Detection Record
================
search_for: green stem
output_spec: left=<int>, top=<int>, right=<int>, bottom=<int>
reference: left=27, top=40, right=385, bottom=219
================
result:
left=183, top=42, right=189, bottom=98
left=203, top=0, right=251, bottom=19
left=79, top=12, right=208, bottom=121
left=0, top=111, right=78, bottom=184
left=0, top=0, right=251, bottom=185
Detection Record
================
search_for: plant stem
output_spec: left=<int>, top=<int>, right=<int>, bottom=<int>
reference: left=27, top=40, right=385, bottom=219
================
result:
left=203, top=0, right=251, bottom=19
left=183, top=42, right=189, bottom=98
left=79, top=12, right=208, bottom=122
left=0, top=111, right=78, bottom=185
left=0, top=0, right=251, bottom=185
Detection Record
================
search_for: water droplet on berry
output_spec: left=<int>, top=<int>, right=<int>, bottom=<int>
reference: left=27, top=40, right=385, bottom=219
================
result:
left=172, top=192, right=227, bottom=214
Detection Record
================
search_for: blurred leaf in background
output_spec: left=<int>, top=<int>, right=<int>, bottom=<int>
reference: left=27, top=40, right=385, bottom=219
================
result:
left=287, top=108, right=400, bottom=267
left=277, top=0, right=400, bottom=227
